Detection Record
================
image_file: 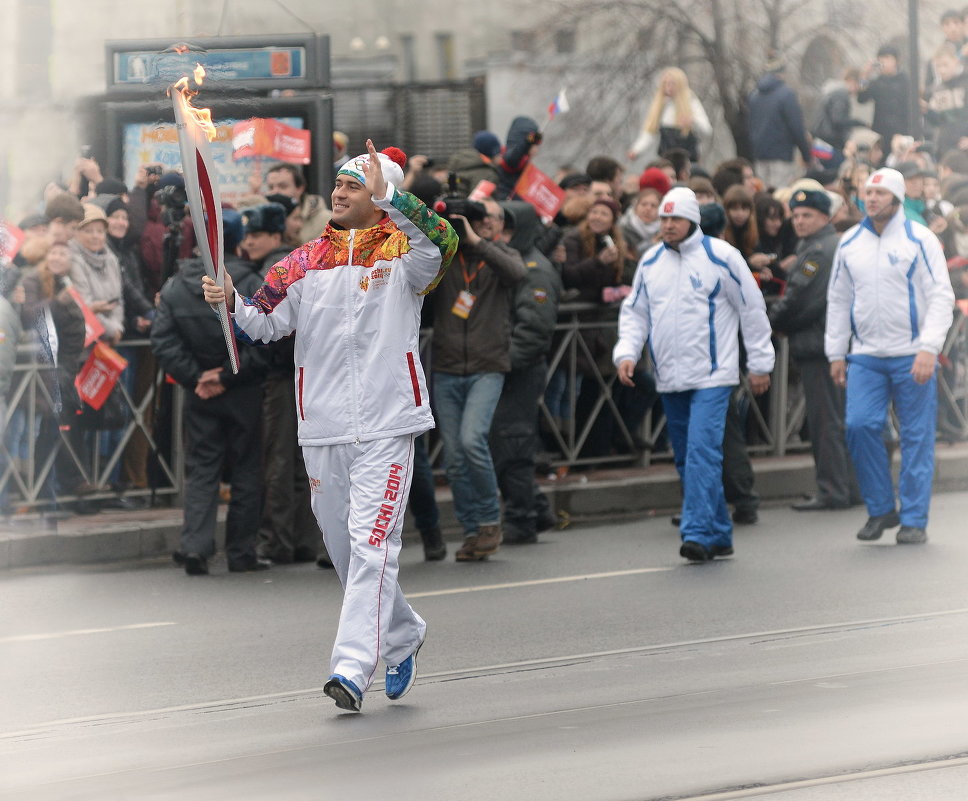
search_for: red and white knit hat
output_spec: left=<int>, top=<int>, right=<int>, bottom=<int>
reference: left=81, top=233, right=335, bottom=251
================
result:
left=337, top=146, right=408, bottom=189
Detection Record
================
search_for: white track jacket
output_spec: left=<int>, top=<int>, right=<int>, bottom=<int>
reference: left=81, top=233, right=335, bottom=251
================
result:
left=232, top=183, right=458, bottom=446
left=613, top=227, right=775, bottom=393
left=825, top=209, right=954, bottom=361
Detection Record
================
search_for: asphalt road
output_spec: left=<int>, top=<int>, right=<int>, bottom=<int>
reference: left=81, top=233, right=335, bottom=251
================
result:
left=3, top=492, right=968, bottom=800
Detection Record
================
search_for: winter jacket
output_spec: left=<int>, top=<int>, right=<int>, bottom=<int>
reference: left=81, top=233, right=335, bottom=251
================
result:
left=502, top=201, right=563, bottom=369
left=68, top=241, right=124, bottom=340
left=748, top=73, right=812, bottom=163
left=232, top=184, right=458, bottom=447
left=768, top=223, right=839, bottom=360
left=0, top=294, right=22, bottom=401
left=613, top=227, right=775, bottom=393
left=430, top=235, right=526, bottom=375
left=826, top=208, right=954, bottom=361
left=924, top=70, right=968, bottom=157
left=812, top=81, right=853, bottom=150
left=494, top=116, right=541, bottom=200
left=446, top=149, right=500, bottom=198
left=857, top=72, right=911, bottom=150
left=106, top=234, right=154, bottom=339
left=20, top=271, right=86, bottom=373
left=152, top=257, right=269, bottom=390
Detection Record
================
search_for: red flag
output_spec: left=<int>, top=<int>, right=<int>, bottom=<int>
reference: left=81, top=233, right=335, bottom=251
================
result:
left=66, top=287, right=106, bottom=347
left=75, top=343, right=128, bottom=410
left=512, top=163, right=565, bottom=219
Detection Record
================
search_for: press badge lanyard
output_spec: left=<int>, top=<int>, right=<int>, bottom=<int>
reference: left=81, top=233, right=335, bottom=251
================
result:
left=452, top=254, right=485, bottom=319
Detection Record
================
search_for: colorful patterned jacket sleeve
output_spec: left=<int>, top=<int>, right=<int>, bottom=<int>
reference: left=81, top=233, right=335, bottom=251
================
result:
left=231, top=244, right=310, bottom=343
left=374, top=183, right=458, bottom=294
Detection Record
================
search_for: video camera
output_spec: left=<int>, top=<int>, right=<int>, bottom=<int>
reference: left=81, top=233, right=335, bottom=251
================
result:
left=156, top=182, right=188, bottom=230
left=432, top=173, right=487, bottom=240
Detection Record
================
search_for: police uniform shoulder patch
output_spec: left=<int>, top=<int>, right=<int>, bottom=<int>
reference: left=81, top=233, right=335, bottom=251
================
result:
left=533, top=288, right=548, bottom=303
left=801, top=260, right=819, bottom=277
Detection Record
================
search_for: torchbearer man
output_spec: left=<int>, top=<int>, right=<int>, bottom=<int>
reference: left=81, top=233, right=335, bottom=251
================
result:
left=203, top=140, right=458, bottom=712
left=614, top=187, right=775, bottom=563
left=826, top=168, right=954, bottom=545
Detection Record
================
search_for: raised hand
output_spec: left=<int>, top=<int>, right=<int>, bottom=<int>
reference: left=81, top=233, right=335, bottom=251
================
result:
left=360, top=138, right=387, bottom=200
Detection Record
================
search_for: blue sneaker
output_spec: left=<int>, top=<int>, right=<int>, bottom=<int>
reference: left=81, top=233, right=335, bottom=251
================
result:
left=385, top=638, right=424, bottom=700
left=323, top=674, right=363, bottom=712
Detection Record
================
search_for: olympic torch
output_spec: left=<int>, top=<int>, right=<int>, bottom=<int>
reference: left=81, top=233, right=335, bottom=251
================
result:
left=169, top=64, right=240, bottom=374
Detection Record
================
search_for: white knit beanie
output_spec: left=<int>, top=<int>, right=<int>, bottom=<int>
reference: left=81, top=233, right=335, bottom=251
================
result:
left=658, top=187, right=701, bottom=224
left=866, top=168, right=906, bottom=203
left=337, top=146, right=407, bottom=189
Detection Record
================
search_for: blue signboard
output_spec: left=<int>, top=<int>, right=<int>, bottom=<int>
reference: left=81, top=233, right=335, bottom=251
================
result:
left=114, top=47, right=306, bottom=85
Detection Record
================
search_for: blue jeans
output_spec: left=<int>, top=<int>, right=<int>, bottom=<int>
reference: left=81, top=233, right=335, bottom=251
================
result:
left=845, top=354, right=937, bottom=527
left=432, top=372, right=505, bottom=535
left=662, top=385, right=734, bottom=549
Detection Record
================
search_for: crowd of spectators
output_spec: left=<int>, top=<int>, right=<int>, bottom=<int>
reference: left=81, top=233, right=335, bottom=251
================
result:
left=3, top=12, right=968, bottom=563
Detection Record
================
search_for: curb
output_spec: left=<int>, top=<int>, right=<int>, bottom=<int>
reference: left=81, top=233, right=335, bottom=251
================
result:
left=2, top=446, right=967, bottom=570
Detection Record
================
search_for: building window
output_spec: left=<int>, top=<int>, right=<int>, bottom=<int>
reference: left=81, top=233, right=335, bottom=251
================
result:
left=400, top=34, right=416, bottom=83
left=435, top=32, right=455, bottom=80
left=511, top=30, right=536, bottom=53
left=555, top=29, right=576, bottom=55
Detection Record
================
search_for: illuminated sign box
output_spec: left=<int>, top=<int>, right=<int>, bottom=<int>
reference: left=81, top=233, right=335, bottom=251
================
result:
left=105, top=35, right=330, bottom=93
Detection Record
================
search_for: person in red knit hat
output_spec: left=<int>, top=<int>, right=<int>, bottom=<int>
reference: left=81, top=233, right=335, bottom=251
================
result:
left=204, top=140, right=458, bottom=713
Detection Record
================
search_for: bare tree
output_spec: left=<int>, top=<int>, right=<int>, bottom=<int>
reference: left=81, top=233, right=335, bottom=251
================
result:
left=530, top=0, right=864, bottom=163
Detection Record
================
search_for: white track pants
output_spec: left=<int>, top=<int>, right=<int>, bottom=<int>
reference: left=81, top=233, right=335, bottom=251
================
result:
left=302, top=434, right=426, bottom=692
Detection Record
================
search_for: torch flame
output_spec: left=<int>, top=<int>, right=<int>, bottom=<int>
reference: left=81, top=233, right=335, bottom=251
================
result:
left=170, top=63, right=216, bottom=142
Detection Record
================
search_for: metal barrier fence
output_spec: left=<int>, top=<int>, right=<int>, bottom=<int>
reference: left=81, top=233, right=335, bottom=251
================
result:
left=3, top=308, right=968, bottom=511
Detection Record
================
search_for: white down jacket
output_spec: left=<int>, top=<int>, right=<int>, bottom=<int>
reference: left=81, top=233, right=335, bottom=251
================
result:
left=825, top=208, right=954, bottom=361
left=612, top=227, right=775, bottom=393
left=232, top=183, right=457, bottom=446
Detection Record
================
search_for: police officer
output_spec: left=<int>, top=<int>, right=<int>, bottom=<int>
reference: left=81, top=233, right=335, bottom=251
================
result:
left=770, top=189, right=861, bottom=510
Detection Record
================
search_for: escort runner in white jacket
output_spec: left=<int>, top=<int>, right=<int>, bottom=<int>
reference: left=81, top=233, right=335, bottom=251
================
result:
left=614, top=187, right=774, bottom=563
left=613, top=227, right=775, bottom=392
left=825, top=167, right=954, bottom=544
left=207, top=142, right=457, bottom=712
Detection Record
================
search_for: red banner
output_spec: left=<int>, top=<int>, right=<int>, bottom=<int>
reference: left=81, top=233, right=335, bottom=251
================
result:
left=66, top=287, right=105, bottom=347
left=231, top=118, right=311, bottom=165
left=512, top=163, right=565, bottom=219
left=75, top=343, right=128, bottom=410
left=0, top=222, right=24, bottom=263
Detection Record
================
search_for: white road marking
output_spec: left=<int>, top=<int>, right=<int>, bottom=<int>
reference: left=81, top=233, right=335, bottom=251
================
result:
left=6, top=607, right=968, bottom=739
left=0, top=622, right=176, bottom=644
left=671, top=754, right=968, bottom=800
left=408, top=567, right=675, bottom=598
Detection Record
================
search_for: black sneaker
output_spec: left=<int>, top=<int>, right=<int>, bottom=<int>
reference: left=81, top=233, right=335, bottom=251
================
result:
left=679, top=540, right=709, bottom=562
left=709, top=544, right=734, bottom=558
left=896, top=525, right=927, bottom=544
left=856, top=511, right=900, bottom=541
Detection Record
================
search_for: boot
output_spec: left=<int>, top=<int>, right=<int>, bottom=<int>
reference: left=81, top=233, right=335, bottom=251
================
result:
left=420, top=526, right=447, bottom=561
left=474, top=523, right=503, bottom=558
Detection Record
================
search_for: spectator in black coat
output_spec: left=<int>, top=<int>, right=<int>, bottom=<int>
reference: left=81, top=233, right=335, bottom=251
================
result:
left=857, top=45, right=912, bottom=165
left=150, top=241, right=270, bottom=576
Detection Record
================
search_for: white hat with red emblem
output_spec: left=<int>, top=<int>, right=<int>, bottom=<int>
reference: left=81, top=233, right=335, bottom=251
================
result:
left=658, top=186, right=701, bottom=224
left=865, top=168, right=906, bottom=203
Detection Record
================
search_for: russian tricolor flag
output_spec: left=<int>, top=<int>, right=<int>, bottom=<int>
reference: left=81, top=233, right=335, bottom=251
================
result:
left=547, top=88, right=569, bottom=120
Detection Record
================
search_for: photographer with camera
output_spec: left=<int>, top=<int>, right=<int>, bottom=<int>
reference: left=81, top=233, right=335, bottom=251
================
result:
left=430, top=193, right=526, bottom=561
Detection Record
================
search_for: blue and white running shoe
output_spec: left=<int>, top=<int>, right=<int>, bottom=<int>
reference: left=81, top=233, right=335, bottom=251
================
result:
left=385, top=638, right=424, bottom=700
left=323, top=674, right=363, bottom=712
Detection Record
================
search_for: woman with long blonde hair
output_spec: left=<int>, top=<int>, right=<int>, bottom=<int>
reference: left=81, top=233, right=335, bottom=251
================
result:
left=628, top=67, right=711, bottom=163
